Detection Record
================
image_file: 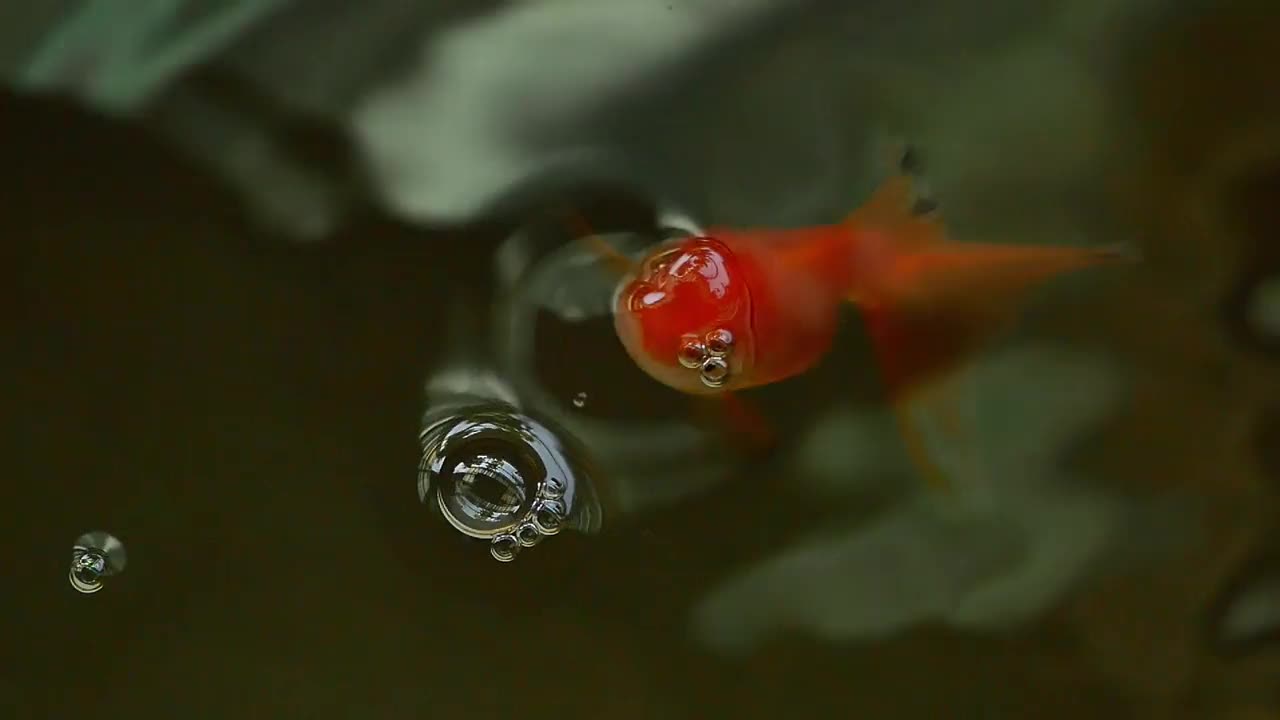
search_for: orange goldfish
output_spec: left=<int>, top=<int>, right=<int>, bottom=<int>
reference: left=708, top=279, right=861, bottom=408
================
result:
left=606, top=152, right=1134, bottom=488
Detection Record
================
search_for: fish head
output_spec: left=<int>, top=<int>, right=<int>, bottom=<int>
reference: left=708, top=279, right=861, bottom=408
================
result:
left=613, top=234, right=757, bottom=395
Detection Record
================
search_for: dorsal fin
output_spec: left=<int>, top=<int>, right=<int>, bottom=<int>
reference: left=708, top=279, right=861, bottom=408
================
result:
left=844, top=143, right=946, bottom=252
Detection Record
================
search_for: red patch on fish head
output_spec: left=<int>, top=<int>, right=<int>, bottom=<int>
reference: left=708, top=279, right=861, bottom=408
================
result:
left=613, top=235, right=756, bottom=394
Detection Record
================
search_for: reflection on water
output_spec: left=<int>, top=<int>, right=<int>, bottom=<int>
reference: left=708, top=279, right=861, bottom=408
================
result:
left=6, top=1, right=1280, bottom=718
left=693, top=345, right=1173, bottom=655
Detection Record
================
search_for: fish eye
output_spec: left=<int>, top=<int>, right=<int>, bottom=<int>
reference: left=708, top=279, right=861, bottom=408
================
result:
left=699, top=356, right=730, bottom=388
left=678, top=337, right=708, bottom=369
left=704, top=328, right=733, bottom=357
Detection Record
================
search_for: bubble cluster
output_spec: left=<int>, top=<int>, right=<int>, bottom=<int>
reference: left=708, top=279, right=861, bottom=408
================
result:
left=418, top=408, right=586, bottom=562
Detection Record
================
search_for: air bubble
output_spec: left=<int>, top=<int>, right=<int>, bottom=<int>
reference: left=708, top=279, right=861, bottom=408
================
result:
left=418, top=406, right=599, bottom=561
left=572, top=392, right=588, bottom=409
left=699, top=356, right=730, bottom=388
left=542, top=476, right=565, bottom=500
left=704, top=328, right=733, bottom=357
left=516, top=522, right=543, bottom=547
left=491, top=535, right=520, bottom=562
left=435, top=441, right=536, bottom=539
left=678, top=338, right=707, bottom=369
left=69, top=531, right=126, bottom=594
left=533, top=499, right=566, bottom=536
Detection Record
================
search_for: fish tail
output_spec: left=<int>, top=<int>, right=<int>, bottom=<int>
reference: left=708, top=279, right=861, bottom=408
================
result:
left=859, top=240, right=1134, bottom=491
left=843, top=154, right=1138, bottom=490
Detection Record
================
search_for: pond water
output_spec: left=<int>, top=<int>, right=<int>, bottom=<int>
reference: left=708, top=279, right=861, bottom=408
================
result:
left=5, top=2, right=1280, bottom=718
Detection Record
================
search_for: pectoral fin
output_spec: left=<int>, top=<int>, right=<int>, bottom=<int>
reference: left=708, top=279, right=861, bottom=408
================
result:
left=691, top=392, right=776, bottom=455
left=557, top=204, right=642, bottom=278
left=863, top=303, right=986, bottom=491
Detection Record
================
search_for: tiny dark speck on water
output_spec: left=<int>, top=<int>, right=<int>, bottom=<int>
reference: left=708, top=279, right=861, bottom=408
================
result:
left=911, top=196, right=939, bottom=215
left=899, top=145, right=923, bottom=174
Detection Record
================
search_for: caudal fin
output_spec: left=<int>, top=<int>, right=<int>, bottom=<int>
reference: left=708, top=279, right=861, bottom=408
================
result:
left=847, top=158, right=1138, bottom=490
left=869, top=244, right=1134, bottom=491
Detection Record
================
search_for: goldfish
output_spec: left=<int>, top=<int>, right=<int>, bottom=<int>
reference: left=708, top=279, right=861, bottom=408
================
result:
left=604, top=149, right=1135, bottom=488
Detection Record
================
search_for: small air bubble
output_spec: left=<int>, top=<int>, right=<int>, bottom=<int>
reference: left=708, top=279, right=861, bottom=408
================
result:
left=534, top=505, right=564, bottom=535
left=572, top=392, right=587, bottom=409
left=491, top=535, right=519, bottom=562
left=69, top=531, right=126, bottom=594
left=542, top=477, right=565, bottom=500
left=516, top=523, right=543, bottom=548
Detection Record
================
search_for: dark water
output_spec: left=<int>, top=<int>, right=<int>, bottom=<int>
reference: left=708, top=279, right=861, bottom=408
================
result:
left=0, top=94, right=812, bottom=719
left=6, top=4, right=1280, bottom=717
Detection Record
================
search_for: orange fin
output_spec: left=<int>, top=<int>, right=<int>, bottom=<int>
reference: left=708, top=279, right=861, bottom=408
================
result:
left=844, top=174, right=943, bottom=251
left=843, top=142, right=943, bottom=249
left=691, top=392, right=776, bottom=455
left=720, top=392, right=776, bottom=453
left=847, top=160, right=1137, bottom=489
left=885, top=242, right=1136, bottom=320
left=859, top=242, right=1134, bottom=490
left=555, top=204, right=640, bottom=278
left=863, top=302, right=975, bottom=490
left=887, top=365, right=987, bottom=492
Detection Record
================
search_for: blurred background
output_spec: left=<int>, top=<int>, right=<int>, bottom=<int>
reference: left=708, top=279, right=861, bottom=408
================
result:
left=4, top=0, right=1280, bottom=717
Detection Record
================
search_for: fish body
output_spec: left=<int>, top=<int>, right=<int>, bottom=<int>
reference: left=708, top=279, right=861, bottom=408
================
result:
left=612, top=224, right=849, bottom=395
left=611, top=168, right=1132, bottom=487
